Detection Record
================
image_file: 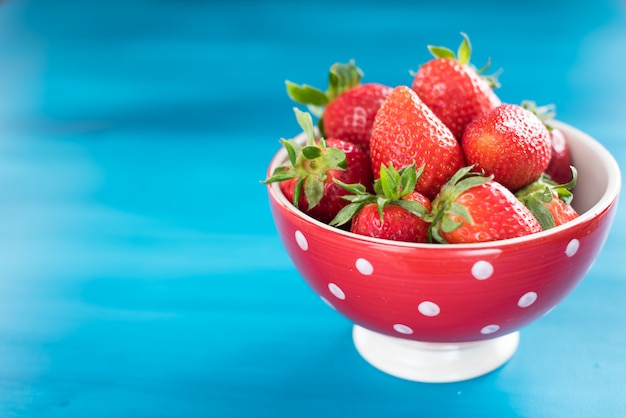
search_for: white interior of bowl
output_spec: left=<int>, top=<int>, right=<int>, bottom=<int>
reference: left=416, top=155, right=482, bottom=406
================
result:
left=554, top=121, right=621, bottom=215
left=268, top=120, right=621, bottom=249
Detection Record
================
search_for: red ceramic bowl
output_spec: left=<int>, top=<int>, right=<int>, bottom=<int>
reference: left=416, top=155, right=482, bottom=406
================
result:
left=266, top=121, right=621, bottom=382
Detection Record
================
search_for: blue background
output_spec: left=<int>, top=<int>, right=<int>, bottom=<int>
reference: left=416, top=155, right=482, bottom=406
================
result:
left=0, top=0, right=625, bottom=416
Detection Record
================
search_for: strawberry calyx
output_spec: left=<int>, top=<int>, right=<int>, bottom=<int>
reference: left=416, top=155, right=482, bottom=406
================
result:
left=263, top=108, right=346, bottom=210
left=424, top=32, right=501, bottom=89
left=427, top=32, right=472, bottom=65
left=329, top=163, right=428, bottom=227
left=521, top=100, right=556, bottom=131
left=428, top=166, right=493, bottom=243
left=515, top=166, right=578, bottom=230
left=285, top=60, right=363, bottom=118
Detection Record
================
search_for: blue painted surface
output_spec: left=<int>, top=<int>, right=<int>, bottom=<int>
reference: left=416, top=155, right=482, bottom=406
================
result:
left=0, top=0, right=625, bottom=416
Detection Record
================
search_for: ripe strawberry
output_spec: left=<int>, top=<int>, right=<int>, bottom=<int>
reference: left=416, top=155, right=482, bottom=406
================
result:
left=411, top=32, right=501, bottom=141
left=430, top=166, right=542, bottom=244
left=330, top=163, right=431, bottom=242
left=323, top=83, right=393, bottom=150
left=545, top=128, right=574, bottom=184
left=286, top=60, right=392, bottom=150
left=263, top=108, right=373, bottom=224
left=515, top=168, right=579, bottom=230
left=349, top=201, right=430, bottom=242
left=369, top=85, right=465, bottom=200
left=461, top=103, right=552, bottom=192
left=520, top=100, right=574, bottom=184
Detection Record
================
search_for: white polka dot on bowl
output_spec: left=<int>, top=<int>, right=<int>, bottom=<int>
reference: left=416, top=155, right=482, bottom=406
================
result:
left=328, top=283, right=345, bottom=300
left=418, top=301, right=441, bottom=317
left=518, top=291, right=538, bottom=308
left=295, top=230, right=308, bottom=251
left=355, top=258, right=374, bottom=276
left=480, top=324, right=500, bottom=335
left=566, top=239, right=580, bottom=257
left=393, top=324, right=414, bottom=335
left=471, top=260, right=494, bottom=280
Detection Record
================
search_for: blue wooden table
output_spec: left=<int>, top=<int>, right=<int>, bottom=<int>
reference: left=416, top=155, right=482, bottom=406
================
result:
left=1, top=0, right=625, bottom=416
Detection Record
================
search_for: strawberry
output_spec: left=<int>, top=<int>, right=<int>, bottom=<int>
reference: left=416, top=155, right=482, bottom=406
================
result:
left=349, top=201, right=429, bottom=242
left=323, top=83, right=393, bottom=150
left=263, top=108, right=373, bottom=224
left=520, top=100, right=574, bottom=184
left=330, top=164, right=431, bottom=242
left=461, top=103, right=552, bottom=192
left=545, top=128, right=574, bottom=184
left=430, top=166, right=542, bottom=244
left=515, top=168, right=579, bottom=230
left=411, top=32, right=501, bottom=141
left=286, top=60, right=392, bottom=150
left=369, top=85, right=465, bottom=200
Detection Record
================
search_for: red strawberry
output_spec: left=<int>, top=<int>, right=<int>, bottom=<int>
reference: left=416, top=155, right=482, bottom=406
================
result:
left=461, top=103, right=552, bottom=192
left=520, top=100, right=574, bottom=184
left=350, top=201, right=430, bottom=242
left=369, top=85, right=465, bottom=200
left=323, top=83, right=393, bottom=150
left=430, top=166, right=542, bottom=243
left=515, top=168, right=579, bottom=230
left=411, top=32, right=501, bottom=141
left=263, top=108, right=373, bottom=224
left=286, top=60, right=392, bottom=150
left=330, top=163, right=431, bottom=242
left=545, top=128, right=574, bottom=184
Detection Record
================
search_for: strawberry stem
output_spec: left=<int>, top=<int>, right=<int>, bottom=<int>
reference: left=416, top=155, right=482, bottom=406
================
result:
left=521, top=100, right=556, bottom=131
left=263, top=108, right=347, bottom=210
left=285, top=60, right=363, bottom=119
left=425, top=32, right=501, bottom=89
left=326, top=60, right=363, bottom=100
left=428, top=166, right=493, bottom=243
left=294, top=107, right=317, bottom=146
left=457, top=32, right=471, bottom=65
left=427, top=45, right=456, bottom=60
left=329, top=163, right=428, bottom=227
left=515, top=167, right=578, bottom=230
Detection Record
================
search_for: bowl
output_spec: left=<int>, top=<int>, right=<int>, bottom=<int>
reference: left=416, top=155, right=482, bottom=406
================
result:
left=266, top=121, right=621, bottom=383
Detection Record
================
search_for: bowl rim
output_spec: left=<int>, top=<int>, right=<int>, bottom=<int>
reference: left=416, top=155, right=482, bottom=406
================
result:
left=267, top=120, right=621, bottom=250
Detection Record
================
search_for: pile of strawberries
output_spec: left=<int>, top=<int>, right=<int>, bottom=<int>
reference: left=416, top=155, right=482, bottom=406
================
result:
left=264, top=33, right=579, bottom=244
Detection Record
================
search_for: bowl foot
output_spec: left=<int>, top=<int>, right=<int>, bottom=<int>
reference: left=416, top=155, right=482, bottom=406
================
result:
left=352, top=325, right=519, bottom=383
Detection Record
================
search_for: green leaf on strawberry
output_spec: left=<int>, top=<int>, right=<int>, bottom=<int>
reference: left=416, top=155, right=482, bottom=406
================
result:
left=520, top=100, right=557, bottom=131
left=394, top=199, right=430, bottom=219
left=284, top=84, right=329, bottom=109
left=429, top=165, right=543, bottom=244
left=329, top=163, right=428, bottom=227
left=285, top=60, right=363, bottom=118
left=426, top=32, right=471, bottom=63
left=428, top=166, right=493, bottom=243
left=457, top=33, right=471, bottom=65
left=282, top=137, right=300, bottom=167
left=427, top=45, right=456, bottom=61
left=327, top=61, right=363, bottom=99
left=424, top=32, right=500, bottom=89
left=263, top=108, right=347, bottom=210
left=524, top=193, right=554, bottom=230
left=515, top=167, right=578, bottom=230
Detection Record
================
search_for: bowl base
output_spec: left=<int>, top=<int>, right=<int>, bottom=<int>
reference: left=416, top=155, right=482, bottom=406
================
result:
left=352, top=325, right=519, bottom=383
